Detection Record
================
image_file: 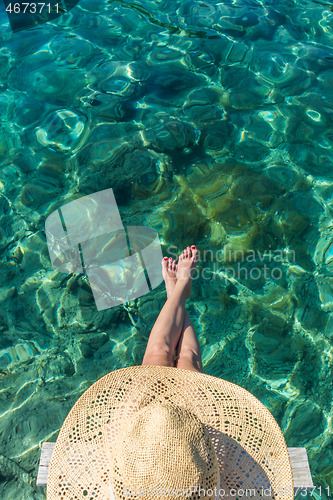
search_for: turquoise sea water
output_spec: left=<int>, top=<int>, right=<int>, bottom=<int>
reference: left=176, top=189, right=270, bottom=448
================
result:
left=0, top=0, right=333, bottom=498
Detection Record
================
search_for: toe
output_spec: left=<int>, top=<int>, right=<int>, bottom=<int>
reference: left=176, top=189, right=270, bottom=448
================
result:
left=191, top=246, right=198, bottom=263
left=168, top=257, right=173, bottom=269
left=171, top=260, right=177, bottom=272
left=162, top=257, right=168, bottom=270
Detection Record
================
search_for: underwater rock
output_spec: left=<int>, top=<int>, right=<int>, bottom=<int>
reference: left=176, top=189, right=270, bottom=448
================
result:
left=181, top=87, right=225, bottom=127
left=252, top=331, right=297, bottom=380
left=228, top=83, right=270, bottom=110
left=297, top=44, right=333, bottom=74
left=288, top=265, right=307, bottom=277
left=78, top=343, right=94, bottom=358
left=325, top=313, right=333, bottom=338
left=201, top=120, right=232, bottom=157
left=0, top=216, right=14, bottom=253
left=288, top=143, right=333, bottom=179
left=252, top=329, right=281, bottom=354
left=0, top=90, right=15, bottom=125
left=95, top=120, right=138, bottom=142
left=243, top=113, right=278, bottom=148
left=37, top=161, right=66, bottom=180
left=8, top=49, right=53, bottom=91
left=86, top=137, right=133, bottom=169
left=13, top=94, right=47, bottom=129
left=292, top=274, right=327, bottom=330
left=0, top=454, right=33, bottom=486
left=81, top=92, right=127, bottom=121
left=316, top=274, right=333, bottom=312
left=20, top=176, right=63, bottom=209
left=148, top=65, right=204, bottom=101
left=79, top=332, right=108, bottom=351
left=90, top=59, right=119, bottom=81
left=49, top=34, right=96, bottom=69
left=264, top=163, right=303, bottom=189
left=188, top=50, right=216, bottom=76
left=0, top=50, right=11, bottom=83
left=215, top=11, right=260, bottom=39
left=142, top=113, right=198, bottom=152
left=185, top=87, right=222, bottom=107
left=272, top=66, right=313, bottom=95
left=0, top=286, right=16, bottom=305
left=0, top=342, right=38, bottom=369
left=77, top=123, right=142, bottom=194
left=234, top=134, right=270, bottom=163
left=283, top=401, right=326, bottom=443
left=222, top=39, right=251, bottom=64
left=182, top=103, right=224, bottom=129
left=37, top=351, right=75, bottom=379
left=0, top=164, right=22, bottom=194
left=19, top=233, right=49, bottom=272
left=318, top=68, right=333, bottom=90
left=254, top=51, right=298, bottom=87
left=322, top=238, right=333, bottom=271
left=24, top=64, right=88, bottom=104
left=126, top=61, right=151, bottom=82
left=35, top=109, right=87, bottom=153
left=161, top=189, right=210, bottom=246
left=0, top=123, right=21, bottom=162
left=283, top=94, right=331, bottom=137
left=219, top=65, right=250, bottom=91
left=149, top=46, right=188, bottom=64
left=123, top=149, right=166, bottom=193
left=98, top=75, right=138, bottom=97
left=285, top=191, right=322, bottom=222
left=177, top=0, right=218, bottom=29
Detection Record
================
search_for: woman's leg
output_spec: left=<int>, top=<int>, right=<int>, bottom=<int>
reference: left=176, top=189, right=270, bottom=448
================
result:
left=174, top=311, right=203, bottom=372
left=142, top=247, right=198, bottom=367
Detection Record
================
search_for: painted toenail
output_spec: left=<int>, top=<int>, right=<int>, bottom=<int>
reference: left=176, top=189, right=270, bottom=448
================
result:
left=163, top=257, right=168, bottom=260
left=191, top=245, right=196, bottom=249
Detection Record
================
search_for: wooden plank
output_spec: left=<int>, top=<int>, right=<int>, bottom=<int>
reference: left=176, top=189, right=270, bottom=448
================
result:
left=36, top=442, right=55, bottom=487
left=288, top=447, right=314, bottom=490
left=37, top=443, right=314, bottom=490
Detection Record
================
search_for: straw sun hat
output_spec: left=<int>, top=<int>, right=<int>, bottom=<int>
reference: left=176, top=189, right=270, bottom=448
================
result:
left=47, top=365, right=294, bottom=500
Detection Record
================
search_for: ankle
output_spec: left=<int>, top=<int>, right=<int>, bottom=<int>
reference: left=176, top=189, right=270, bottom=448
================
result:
left=174, top=280, right=189, bottom=297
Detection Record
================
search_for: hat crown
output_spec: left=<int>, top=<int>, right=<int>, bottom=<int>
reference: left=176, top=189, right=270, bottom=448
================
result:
left=110, top=401, right=219, bottom=499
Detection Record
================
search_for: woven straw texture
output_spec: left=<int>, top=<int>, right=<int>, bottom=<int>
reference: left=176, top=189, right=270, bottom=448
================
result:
left=109, top=402, right=220, bottom=499
left=47, top=365, right=294, bottom=500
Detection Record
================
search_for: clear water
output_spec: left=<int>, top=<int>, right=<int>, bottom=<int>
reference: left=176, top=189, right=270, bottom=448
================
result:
left=0, top=0, right=333, bottom=498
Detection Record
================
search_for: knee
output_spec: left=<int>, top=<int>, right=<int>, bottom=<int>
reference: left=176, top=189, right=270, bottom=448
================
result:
left=143, top=343, right=174, bottom=365
left=176, top=348, right=201, bottom=365
left=175, top=348, right=203, bottom=371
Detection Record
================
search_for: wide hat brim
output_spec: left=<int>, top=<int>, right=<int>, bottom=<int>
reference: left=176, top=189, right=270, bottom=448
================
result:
left=47, top=365, right=294, bottom=499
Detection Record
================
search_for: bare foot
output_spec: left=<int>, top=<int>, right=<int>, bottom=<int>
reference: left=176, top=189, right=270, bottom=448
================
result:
left=161, top=257, right=177, bottom=298
left=176, top=245, right=198, bottom=298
